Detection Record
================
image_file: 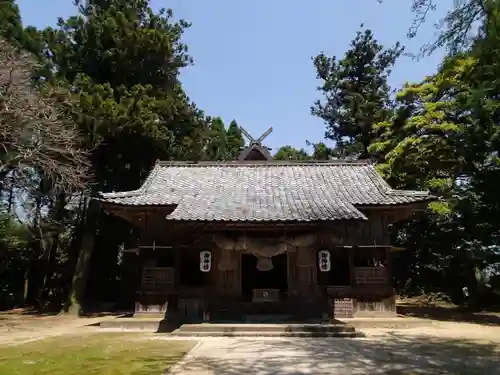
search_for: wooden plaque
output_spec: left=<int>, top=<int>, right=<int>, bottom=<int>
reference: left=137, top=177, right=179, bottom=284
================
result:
left=252, top=288, right=280, bottom=302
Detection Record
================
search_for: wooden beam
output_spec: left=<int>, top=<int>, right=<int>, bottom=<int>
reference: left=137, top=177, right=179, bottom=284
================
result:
left=356, top=202, right=430, bottom=213
left=166, top=219, right=364, bottom=231
left=356, top=202, right=431, bottom=224
left=123, top=248, right=139, bottom=253
left=138, top=245, right=173, bottom=249
left=102, top=203, right=176, bottom=215
left=256, top=127, right=273, bottom=143
left=239, top=126, right=255, bottom=143
left=336, top=244, right=392, bottom=248
left=390, top=247, right=406, bottom=252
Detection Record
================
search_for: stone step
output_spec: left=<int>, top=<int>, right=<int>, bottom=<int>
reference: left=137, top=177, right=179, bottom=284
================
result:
left=100, top=318, right=164, bottom=331
left=244, top=314, right=295, bottom=323
left=99, top=316, right=430, bottom=332
left=176, top=323, right=355, bottom=332
left=171, top=330, right=362, bottom=338
left=171, top=323, right=359, bottom=337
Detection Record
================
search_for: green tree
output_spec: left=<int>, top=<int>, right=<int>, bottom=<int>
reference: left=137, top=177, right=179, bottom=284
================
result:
left=0, top=0, right=42, bottom=55
left=42, top=0, right=209, bottom=191
left=0, top=0, right=23, bottom=43
left=312, top=28, right=403, bottom=158
left=459, top=1, right=500, bottom=247
left=38, top=0, right=209, bottom=314
left=368, top=4, right=500, bottom=302
left=226, top=120, right=244, bottom=160
left=0, top=209, right=30, bottom=308
left=306, top=141, right=333, bottom=160
left=367, top=55, right=473, bottom=296
left=205, top=117, right=227, bottom=161
left=274, top=146, right=311, bottom=161
left=0, top=34, right=90, bottom=309
left=369, top=55, right=474, bottom=214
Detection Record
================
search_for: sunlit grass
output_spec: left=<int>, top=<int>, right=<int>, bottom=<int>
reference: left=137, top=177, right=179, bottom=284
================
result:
left=0, top=333, right=194, bottom=375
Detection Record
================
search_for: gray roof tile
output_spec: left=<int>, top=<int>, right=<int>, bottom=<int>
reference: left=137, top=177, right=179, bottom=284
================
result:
left=98, top=161, right=432, bottom=222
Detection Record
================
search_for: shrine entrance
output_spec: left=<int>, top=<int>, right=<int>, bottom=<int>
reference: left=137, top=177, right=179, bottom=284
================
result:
left=241, top=253, right=288, bottom=302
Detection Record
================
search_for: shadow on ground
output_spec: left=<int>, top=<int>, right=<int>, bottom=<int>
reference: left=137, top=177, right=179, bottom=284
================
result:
left=157, top=320, right=182, bottom=333
left=174, top=334, right=500, bottom=375
left=1, top=308, right=131, bottom=319
left=398, top=304, right=500, bottom=326
left=0, top=307, right=59, bottom=317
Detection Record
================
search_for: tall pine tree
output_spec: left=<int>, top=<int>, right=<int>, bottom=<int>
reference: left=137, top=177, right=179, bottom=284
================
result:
left=312, top=28, right=402, bottom=159
left=43, top=0, right=209, bottom=192
left=205, top=117, right=227, bottom=161
left=226, top=120, right=244, bottom=160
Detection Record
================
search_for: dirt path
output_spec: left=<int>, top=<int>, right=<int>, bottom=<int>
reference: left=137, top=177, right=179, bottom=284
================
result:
left=168, top=324, right=500, bottom=375
left=0, top=312, right=112, bottom=346
left=363, top=321, right=500, bottom=341
left=3, top=307, right=500, bottom=375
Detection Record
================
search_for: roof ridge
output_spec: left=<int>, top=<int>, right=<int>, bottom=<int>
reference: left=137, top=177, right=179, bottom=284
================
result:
left=98, top=163, right=161, bottom=199
left=156, top=160, right=373, bottom=167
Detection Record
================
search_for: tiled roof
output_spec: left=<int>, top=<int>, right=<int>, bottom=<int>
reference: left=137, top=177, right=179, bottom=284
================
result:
left=98, top=161, right=433, bottom=222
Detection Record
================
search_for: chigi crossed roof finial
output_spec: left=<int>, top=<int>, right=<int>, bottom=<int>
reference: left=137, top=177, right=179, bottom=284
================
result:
left=240, top=126, right=273, bottom=146
left=238, top=126, right=273, bottom=161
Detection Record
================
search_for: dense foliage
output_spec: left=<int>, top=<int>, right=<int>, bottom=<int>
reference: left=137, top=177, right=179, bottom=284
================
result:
left=0, top=0, right=244, bottom=312
left=312, top=28, right=403, bottom=159
left=311, top=0, right=500, bottom=305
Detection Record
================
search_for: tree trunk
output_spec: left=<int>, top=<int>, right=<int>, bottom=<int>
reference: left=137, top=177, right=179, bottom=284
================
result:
left=66, top=194, right=87, bottom=277
left=62, top=199, right=100, bottom=316
left=22, top=267, right=29, bottom=306
left=33, top=188, right=48, bottom=306
left=24, top=254, right=40, bottom=306
left=7, top=182, right=14, bottom=213
left=39, top=193, right=66, bottom=303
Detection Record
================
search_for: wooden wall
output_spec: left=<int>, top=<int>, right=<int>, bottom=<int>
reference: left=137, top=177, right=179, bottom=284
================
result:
left=213, top=248, right=241, bottom=297
left=288, top=247, right=320, bottom=300
left=131, top=210, right=397, bottom=318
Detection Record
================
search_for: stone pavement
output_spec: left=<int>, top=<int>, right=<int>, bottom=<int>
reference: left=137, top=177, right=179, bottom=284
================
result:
left=167, top=334, right=500, bottom=374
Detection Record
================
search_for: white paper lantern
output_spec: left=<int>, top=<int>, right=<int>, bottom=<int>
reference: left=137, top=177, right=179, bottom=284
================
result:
left=318, top=250, right=331, bottom=272
left=200, top=250, right=211, bottom=272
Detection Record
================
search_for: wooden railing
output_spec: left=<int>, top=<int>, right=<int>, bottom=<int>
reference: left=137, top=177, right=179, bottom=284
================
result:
left=141, top=267, right=175, bottom=290
left=354, top=267, right=388, bottom=285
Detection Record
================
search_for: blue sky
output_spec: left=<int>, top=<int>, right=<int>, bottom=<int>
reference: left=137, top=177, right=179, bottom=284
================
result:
left=17, top=0, right=451, bottom=152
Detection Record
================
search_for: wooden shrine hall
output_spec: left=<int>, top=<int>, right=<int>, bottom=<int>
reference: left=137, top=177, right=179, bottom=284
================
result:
left=97, top=127, right=434, bottom=322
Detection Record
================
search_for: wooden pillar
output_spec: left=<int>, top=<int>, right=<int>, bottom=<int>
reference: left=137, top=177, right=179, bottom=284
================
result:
left=295, top=247, right=317, bottom=300
left=216, top=249, right=241, bottom=297
left=386, top=246, right=396, bottom=314
left=234, top=251, right=241, bottom=296
left=349, top=247, right=356, bottom=287
left=385, top=246, right=393, bottom=286
left=174, top=247, right=181, bottom=289
left=287, top=249, right=297, bottom=296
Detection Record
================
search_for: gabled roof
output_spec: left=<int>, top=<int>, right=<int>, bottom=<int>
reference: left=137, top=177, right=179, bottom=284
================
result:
left=237, top=126, right=273, bottom=161
left=98, top=160, right=433, bottom=222
left=237, top=144, right=273, bottom=161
